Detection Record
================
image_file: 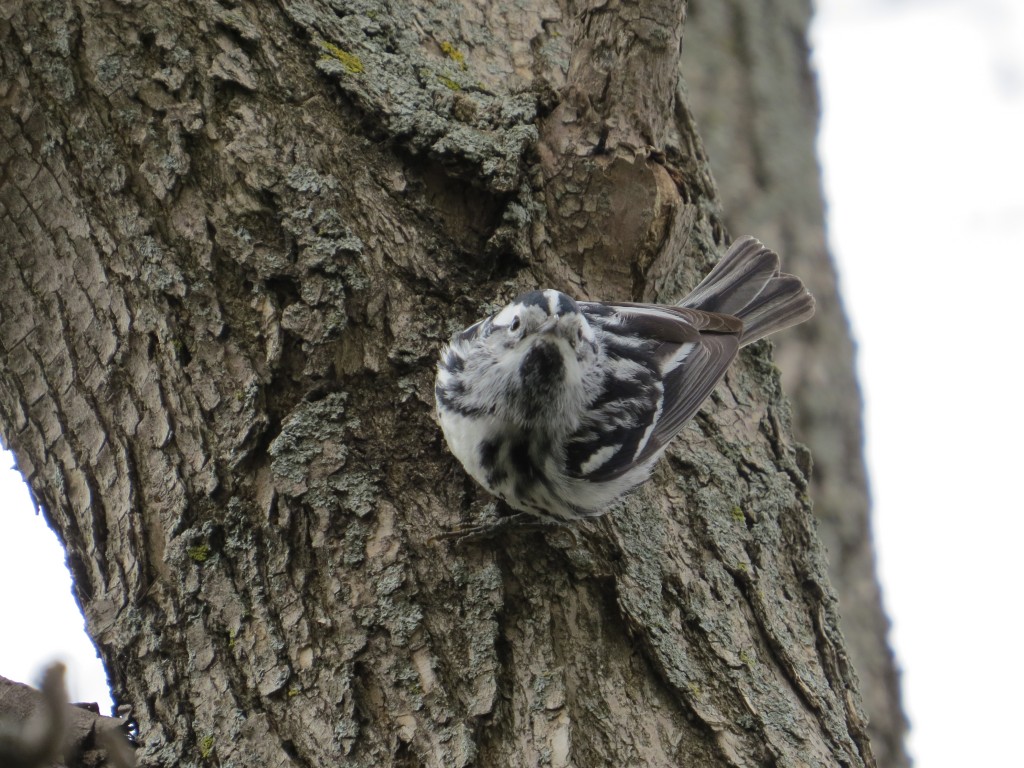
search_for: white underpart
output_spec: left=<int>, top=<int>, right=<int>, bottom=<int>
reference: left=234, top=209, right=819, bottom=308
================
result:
left=439, top=395, right=658, bottom=518
left=437, top=408, right=499, bottom=492
left=435, top=361, right=454, bottom=389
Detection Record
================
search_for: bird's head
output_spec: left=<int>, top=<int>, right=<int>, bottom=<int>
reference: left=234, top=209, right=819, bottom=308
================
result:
left=458, top=289, right=598, bottom=427
left=492, top=289, right=597, bottom=380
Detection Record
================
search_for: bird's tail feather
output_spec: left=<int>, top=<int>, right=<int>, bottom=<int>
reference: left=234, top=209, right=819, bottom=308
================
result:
left=678, top=236, right=815, bottom=346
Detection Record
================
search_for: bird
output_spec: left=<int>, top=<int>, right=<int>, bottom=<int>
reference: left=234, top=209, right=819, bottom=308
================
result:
left=434, top=236, right=814, bottom=532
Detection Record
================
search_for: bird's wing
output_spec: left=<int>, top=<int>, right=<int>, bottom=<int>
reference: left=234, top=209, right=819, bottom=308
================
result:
left=567, top=302, right=741, bottom=481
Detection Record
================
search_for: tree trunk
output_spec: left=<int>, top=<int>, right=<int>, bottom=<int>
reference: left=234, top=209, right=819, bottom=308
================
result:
left=680, top=2, right=911, bottom=765
left=1, top=1, right=874, bottom=766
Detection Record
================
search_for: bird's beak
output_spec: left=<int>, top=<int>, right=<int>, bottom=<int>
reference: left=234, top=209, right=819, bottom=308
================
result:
left=537, top=317, right=559, bottom=335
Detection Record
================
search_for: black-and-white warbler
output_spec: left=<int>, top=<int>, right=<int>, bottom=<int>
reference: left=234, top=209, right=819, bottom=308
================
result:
left=435, top=237, right=814, bottom=526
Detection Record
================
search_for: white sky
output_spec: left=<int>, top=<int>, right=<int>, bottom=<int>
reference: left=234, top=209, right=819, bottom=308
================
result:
left=813, top=0, right=1024, bottom=765
left=0, top=462, right=111, bottom=708
left=2, top=0, right=1022, bottom=763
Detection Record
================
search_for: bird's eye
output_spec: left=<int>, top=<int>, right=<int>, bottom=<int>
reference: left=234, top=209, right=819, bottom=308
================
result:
left=510, top=316, right=521, bottom=332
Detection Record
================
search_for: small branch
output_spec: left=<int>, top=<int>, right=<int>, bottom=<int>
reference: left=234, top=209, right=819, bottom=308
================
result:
left=0, top=663, right=136, bottom=768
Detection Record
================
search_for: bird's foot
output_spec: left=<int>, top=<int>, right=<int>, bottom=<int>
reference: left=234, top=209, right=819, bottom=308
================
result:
left=430, top=502, right=566, bottom=545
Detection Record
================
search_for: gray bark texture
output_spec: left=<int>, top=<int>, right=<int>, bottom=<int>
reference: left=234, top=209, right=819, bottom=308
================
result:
left=1, top=1, right=875, bottom=767
left=680, top=3, right=911, bottom=767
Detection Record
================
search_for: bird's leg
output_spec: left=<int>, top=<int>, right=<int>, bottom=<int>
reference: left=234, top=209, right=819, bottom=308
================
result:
left=430, top=500, right=566, bottom=545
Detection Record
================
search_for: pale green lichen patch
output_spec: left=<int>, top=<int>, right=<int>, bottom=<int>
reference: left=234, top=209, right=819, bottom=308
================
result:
left=188, top=543, right=211, bottom=563
left=440, top=41, right=467, bottom=70
left=436, top=74, right=461, bottom=91
left=317, top=40, right=363, bottom=74
left=199, top=735, right=215, bottom=759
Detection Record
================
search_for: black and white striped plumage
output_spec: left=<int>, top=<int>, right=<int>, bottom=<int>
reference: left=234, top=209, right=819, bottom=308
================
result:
left=435, top=237, right=815, bottom=523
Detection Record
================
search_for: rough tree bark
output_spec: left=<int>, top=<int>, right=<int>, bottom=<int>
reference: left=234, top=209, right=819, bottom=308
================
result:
left=680, top=3, right=911, bottom=765
left=1, top=1, right=875, bottom=766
